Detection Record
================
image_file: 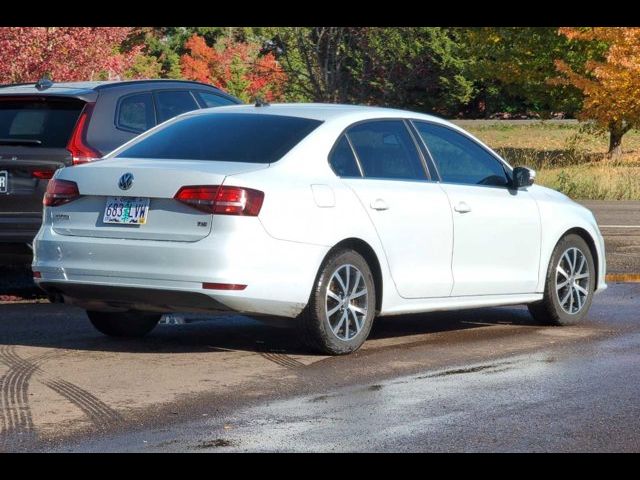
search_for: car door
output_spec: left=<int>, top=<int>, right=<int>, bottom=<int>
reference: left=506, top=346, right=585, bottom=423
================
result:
left=335, top=119, right=454, bottom=299
left=412, top=121, right=541, bottom=297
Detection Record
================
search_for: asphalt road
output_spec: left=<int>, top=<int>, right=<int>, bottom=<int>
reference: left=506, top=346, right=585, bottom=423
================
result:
left=0, top=199, right=639, bottom=452
left=581, top=201, right=640, bottom=275
left=0, top=283, right=637, bottom=452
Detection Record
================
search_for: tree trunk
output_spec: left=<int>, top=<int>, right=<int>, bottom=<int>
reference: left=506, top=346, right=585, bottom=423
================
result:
left=608, top=124, right=629, bottom=159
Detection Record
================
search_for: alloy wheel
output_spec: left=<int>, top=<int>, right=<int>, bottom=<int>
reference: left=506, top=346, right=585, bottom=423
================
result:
left=555, top=247, right=590, bottom=315
left=325, top=264, right=369, bottom=341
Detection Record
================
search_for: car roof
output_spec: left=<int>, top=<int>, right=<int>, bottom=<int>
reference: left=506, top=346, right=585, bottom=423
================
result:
left=188, top=102, right=452, bottom=126
left=0, top=79, right=225, bottom=97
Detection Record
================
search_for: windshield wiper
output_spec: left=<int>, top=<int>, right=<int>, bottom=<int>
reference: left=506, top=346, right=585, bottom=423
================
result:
left=0, top=138, right=43, bottom=146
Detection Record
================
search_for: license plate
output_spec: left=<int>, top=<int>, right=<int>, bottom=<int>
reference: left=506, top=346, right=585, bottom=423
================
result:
left=0, top=171, right=7, bottom=193
left=103, top=197, right=149, bottom=225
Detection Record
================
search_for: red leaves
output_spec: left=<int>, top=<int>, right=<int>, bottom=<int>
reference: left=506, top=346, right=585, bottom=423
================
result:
left=180, top=34, right=287, bottom=102
left=180, top=35, right=213, bottom=84
left=0, top=27, right=142, bottom=83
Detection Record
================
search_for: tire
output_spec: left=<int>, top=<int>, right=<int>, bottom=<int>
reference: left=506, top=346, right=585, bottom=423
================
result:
left=298, top=249, right=376, bottom=355
left=528, top=234, right=596, bottom=326
left=87, top=310, right=161, bottom=338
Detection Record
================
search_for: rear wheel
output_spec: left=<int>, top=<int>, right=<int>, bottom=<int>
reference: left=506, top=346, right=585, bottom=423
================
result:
left=528, top=234, right=596, bottom=326
left=298, top=249, right=376, bottom=355
left=87, top=311, right=161, bottom=338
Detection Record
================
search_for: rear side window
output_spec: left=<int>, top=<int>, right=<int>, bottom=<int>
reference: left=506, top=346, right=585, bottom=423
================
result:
left=116, top=113, right=323, bottom=163
left=194, top=91, right=238, bottom=108
left=329, top=135, right=361, bottom=177
left=0, top=97, right=85, bottom=148
left=154, top=91, right=199, bottom=123
left=117, top=93, right=155, bottom=133
left=346, top=120, right=427, bottom=181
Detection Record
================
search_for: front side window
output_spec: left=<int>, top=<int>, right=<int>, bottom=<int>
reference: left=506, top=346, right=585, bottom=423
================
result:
left=115, top=113, right=322, bottom=163
left=346, top=120, right=427, bottom=181
left=413, top=121, right=510, bottom=187
left=154, top=90, right=199, bottom=123
left=117, top=93, right=155, bottom=133
left=329, top=135, right=361, bottom=177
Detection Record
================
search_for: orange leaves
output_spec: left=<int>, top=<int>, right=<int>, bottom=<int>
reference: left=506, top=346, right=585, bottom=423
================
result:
left=555, top=27, right=640, bottom=151
left=180, top=34, right=287, bottom=102
left=180, top=35, right=212, bottom=84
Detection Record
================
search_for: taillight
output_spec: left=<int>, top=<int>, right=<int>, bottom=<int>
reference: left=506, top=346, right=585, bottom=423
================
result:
left=174, top=185, right=264, bottom=216
left=44, top=179, right=80, bottom=207
left=67, top=103, right=101, bottom=165
left=32, top=169, right=56, bottom=180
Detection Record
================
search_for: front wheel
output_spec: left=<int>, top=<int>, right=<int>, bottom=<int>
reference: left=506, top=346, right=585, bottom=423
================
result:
left=87, top=311, right=161, bottom=338
left=298, top=249, right=376, bottom=355
left=528, top=234, right=596, bottom=325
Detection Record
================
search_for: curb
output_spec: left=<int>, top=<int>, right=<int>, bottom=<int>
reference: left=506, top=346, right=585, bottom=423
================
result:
left=605, top=273, right=640, bottom=283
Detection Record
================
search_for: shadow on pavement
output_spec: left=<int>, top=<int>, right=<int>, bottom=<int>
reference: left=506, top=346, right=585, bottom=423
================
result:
left=0, top=301, right=537, bottom=356
left=0, top=263, right=44, bottom=300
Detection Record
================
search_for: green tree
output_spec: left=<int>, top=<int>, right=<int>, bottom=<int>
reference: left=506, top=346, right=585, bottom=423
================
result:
left=458, top=27, right=598, bottom=117
left=252, top=27, right=473, bottom=113
left=130, top=27, right=229, bottom=79
left=356, top=28, right=473, bottom=114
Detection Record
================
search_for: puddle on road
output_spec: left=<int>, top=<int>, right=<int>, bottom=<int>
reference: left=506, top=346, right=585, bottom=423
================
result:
left=424, top=363, right=506, bottom=378
left=192, top=438, right=236, bottom=449
left=310, top=394, right=334, bottom=403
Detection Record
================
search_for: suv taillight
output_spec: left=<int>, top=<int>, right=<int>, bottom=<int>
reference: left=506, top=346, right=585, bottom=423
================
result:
left=44, top=179, right=80, bottom=207
left=67, top=103, right=101, bottom=165
left=174, top=185, right=264, bottom=216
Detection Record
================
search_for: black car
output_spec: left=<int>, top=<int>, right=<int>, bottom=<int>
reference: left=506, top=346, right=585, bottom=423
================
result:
left=0, top=79, right=241, bottom=259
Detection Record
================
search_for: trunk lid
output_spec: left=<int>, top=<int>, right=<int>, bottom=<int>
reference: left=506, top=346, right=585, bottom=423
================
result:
left=0, top=96, right=85, bottom=216
left=51, top=158, right=268, bottom=242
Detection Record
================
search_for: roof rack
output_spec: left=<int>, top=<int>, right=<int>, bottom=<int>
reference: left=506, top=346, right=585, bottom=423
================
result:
left=92, top=79, right=224, bottom=91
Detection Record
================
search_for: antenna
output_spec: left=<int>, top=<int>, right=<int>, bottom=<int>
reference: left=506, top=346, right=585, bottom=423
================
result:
left=35, top=77, right=53, bottom=91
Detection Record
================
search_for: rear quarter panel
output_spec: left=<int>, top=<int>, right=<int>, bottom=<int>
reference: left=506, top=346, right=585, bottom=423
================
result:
left=225, top=122, right=398, bottom=309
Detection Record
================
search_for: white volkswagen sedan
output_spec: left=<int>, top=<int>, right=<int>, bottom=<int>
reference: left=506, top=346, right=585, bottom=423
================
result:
left=32, top=104, right=606, bottom=354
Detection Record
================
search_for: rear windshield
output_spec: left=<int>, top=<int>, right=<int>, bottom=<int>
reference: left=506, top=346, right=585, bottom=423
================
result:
left=116, top=113, right=323, bottom=163
left=0, top=97, right=85, bottom=148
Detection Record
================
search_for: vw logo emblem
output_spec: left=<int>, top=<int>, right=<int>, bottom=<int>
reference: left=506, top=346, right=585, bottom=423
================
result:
left=118, top=173, right=134, bottom=191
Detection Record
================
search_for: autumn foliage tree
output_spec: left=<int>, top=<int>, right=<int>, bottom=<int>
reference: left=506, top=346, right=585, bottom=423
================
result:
left=180, top=34, right=287, bottom=102
left=0, top=27, right=144, bottom=83
left=554, top=27, right=640, bottom=157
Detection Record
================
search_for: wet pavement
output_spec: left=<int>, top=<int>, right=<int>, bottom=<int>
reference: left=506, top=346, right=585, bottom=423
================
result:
left=0, top=283, right=635, bottom=452
left=1, top=199, right=639, bottom=452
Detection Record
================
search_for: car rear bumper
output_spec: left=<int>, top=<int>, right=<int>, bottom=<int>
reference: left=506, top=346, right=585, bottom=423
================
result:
left=32, top=217, right=330, bottom=318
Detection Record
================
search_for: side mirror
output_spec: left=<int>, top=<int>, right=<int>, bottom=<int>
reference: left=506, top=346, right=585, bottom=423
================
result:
left=512, top=166, right=536, bottom=188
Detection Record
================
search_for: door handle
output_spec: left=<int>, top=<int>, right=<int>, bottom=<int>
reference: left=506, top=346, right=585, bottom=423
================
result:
left=454, top=201, right=471, bottom=213
left=370, top=198, right=389, bottom=211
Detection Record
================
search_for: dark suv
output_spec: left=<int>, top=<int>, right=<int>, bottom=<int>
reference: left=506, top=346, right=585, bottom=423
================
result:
left=0, top=79, right=241, bottom=259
